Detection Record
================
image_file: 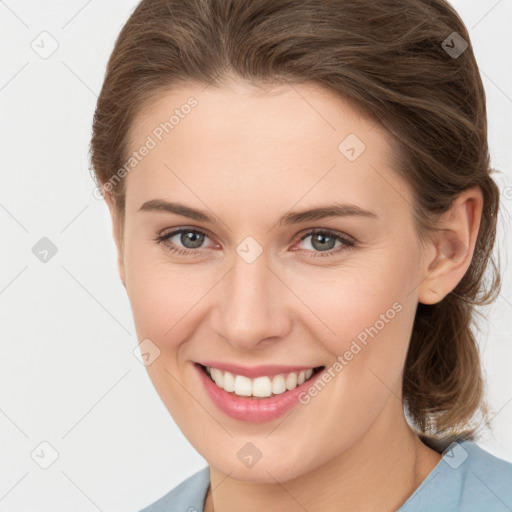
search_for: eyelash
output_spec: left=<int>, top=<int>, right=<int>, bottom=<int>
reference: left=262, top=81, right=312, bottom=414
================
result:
left=154, top=228, right=355, bottom=258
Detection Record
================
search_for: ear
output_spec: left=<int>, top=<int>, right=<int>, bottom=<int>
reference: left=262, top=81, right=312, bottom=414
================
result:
left=417, top=186, right=483, bottom=305
left=104, top=190, right=126, bottom=289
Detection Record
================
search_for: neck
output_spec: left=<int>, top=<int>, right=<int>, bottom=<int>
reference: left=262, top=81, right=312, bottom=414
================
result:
left=204, top=402, right=442, bottom=512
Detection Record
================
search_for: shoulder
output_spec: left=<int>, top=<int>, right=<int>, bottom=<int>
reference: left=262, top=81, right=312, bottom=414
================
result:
left=457, top=441, right=512, bottom=508
left=138, top=466, right=210, bottom=512
left=399, top=439, right=512, bottom=512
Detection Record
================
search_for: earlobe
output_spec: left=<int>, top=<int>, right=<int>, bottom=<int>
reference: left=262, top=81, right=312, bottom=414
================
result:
left=103, top=190, right=127, bottom=289
left=417, top=187, right=483, bottom=305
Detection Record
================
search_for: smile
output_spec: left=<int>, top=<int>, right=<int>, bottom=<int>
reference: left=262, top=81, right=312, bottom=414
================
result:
left=195, top=363, right=326, bottom=422
left=205, top=365, right=321, bottom=398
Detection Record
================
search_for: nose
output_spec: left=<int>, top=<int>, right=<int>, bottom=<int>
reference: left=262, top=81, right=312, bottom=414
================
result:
left=210, top=249, right=292, bottom=350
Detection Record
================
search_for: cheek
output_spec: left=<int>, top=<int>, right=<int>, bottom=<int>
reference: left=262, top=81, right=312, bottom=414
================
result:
left=290, top=251, right=416, bottom=346
left=286, top=251, right=420, bottom=410
left=123, top=251, right=207, bottom=420
left=123, top=238, right=210, bottom=338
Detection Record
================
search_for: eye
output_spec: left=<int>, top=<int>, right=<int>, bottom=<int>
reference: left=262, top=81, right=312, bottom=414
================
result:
left=294, top=229, right=355, bottom=258
left=155, top=228, right=213, bottom=256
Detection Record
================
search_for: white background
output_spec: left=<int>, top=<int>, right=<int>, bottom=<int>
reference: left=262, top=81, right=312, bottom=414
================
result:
left=1, top=1, right=511, bottom=510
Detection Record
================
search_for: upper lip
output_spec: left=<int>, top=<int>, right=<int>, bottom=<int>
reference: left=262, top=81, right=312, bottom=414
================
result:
left=197, top=361, right=324, bottom=379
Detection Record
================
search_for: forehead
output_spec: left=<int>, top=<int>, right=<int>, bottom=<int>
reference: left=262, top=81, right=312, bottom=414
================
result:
left=129, top=80, right=386, bottom=151
left=124, top=81, right=411, bottom=222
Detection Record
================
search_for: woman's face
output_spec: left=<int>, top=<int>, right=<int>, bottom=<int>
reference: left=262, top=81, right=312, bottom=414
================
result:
left=111, top=80, right=431, bottom=482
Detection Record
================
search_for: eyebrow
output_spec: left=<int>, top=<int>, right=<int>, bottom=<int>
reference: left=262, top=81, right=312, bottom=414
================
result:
left=138, top=199, right=378, bottom=225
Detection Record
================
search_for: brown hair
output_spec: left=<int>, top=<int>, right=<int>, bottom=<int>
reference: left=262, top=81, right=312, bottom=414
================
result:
left=89, top=0, right=502, bottom=438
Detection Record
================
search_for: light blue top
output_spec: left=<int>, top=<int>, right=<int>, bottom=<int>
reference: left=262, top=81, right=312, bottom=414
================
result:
left=139, top=439, right=512, bottom=512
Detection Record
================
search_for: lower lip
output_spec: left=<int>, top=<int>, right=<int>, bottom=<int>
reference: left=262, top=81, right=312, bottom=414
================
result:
left=194, top=363, right=325, bottom=423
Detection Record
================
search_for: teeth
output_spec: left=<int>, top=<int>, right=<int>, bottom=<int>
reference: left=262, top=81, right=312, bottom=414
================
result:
left=234, top=375, right=252, bottom=396
left=210, top=368, right=223, bottom=388
left=205, top=366, right=317, bottom=398
left=272, top=374, right=286, bottom=394
left=252, top=376, right=272, bottom=397
left=285, top=371, right=297, bottom=390
left=223, top=370, right=235, bottom=392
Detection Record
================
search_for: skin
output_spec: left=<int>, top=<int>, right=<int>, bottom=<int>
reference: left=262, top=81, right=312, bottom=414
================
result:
left=104, top=80, right=483, bottom=512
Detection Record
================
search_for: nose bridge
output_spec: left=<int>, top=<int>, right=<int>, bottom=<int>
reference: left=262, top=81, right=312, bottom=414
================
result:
left=212, top=246, right=290, bottom=348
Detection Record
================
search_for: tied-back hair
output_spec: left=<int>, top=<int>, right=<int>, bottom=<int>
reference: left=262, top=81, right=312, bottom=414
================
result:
left=89, top=0, right=502, bottom=439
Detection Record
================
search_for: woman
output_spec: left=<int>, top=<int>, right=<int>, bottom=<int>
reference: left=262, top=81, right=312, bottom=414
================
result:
left=89, top=0, right=512, bottom=510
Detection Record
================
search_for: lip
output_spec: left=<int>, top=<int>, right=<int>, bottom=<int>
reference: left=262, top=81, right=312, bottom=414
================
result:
left=197, top=360, right=321, bottom=378
left=194, top=362, right=325, bottom=423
